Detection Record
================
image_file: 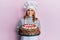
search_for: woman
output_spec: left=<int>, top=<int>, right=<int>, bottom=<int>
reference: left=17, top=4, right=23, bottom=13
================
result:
left=16, top=0, right=41, bottom=40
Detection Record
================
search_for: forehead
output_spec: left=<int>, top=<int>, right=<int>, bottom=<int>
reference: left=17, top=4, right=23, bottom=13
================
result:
left=27, top=8, right=34, bottom=10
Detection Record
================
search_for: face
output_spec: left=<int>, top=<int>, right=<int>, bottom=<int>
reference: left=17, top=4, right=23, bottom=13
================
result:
left=26, top=8, right=35, bottom=17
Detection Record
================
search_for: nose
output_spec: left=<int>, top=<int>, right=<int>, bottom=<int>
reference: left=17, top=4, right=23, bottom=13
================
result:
left=29, top=11, right=31, bottom=14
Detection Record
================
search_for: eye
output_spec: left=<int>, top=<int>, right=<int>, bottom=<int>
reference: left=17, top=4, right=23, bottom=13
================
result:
left=31, top=10, right=34, bottom=11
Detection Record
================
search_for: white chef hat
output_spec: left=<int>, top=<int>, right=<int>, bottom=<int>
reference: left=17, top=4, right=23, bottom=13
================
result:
left=24, top=0, right=38, bottom=11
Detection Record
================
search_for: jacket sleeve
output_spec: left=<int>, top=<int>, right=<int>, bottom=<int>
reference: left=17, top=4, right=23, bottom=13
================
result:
left=16, top=19, right=22, bottom=36
left=36, top=19, right=41, bottom=29
left=16, top=19, right=22, bottom=31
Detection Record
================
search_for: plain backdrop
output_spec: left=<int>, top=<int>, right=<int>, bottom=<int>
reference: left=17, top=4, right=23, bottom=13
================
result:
left=0, top=0, right=60, bottom=40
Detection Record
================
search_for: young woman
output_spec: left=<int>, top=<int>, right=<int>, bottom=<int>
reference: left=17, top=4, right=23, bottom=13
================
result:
left=16, top=0, right=41, bottom=40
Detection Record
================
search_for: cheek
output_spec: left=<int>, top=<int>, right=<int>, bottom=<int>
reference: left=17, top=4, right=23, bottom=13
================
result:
left=31, top=11, right=33, bottom=13
left=27, top=11, right=29, bottom=14
left=27, top=11, right=30, bottom=15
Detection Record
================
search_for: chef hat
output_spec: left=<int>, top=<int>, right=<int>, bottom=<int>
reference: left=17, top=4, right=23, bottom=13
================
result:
left=24, top=0, right=38, bottom=11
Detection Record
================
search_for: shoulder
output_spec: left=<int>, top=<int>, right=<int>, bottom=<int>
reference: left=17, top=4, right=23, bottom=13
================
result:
left=19, top=18, right=24, bottom=21
left=35, top=18, right=40, bottom=24
left=36, top=18, right=41, bottom=27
